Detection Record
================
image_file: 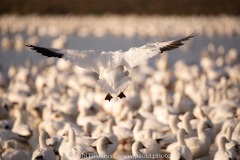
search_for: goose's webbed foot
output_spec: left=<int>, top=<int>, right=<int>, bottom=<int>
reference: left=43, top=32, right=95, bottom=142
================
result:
left=105, top=93, right=113, bottom=101
left=118, top=92, right=126, bottom=99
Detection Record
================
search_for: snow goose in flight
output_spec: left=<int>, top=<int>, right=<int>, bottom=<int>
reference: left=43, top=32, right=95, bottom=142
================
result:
left=26, top=31, right=198, bottom=101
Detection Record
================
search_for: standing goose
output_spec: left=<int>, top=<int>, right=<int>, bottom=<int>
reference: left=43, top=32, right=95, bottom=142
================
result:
left=26, top=31, right=197, bottom=101
left=214, top=136, right=238, bottom=160
left=167, top=120, right=212, bottom=159
left=32, top=130, right=56, bottom=160
left=95, top=136, right=116, bottom=159
left=131, top=141, right=146, bottom=158
left=170, top=128, right=192, bottom=160
left=1, top=140, right=29, bottom=160
left=60, top=125, right=96, bottom=160
left=12, top=109, right=32, bottom=139
left=181, top=111, right=215, bottom=144
left=159, top=115, right=180, bottom=147
left=101, top=117, right=119, bottom=154
left=184, top=120, right=212, bottom=159
left=181, top=112, right=194, bottom=135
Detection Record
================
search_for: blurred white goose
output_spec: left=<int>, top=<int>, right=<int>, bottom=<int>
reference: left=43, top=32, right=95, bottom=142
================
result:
left=179, top=112, right=194, bottom=135
left=214, top=136, right=238, bottom=160
left=141, top=138, right=161, bottom=157
left=169, top=115, right=180, bottom=135
left=170, top=128, right=192, bottom=160
left=96, top=136, right=116, bottom=159
left=0, top=98, right=12, bottom=120
left=12, top=109, right=32, bottom=138
left=0, top=128, right=26, bottom=142
left=180, top=111, right=215, bottom=144
left=232, top=122, right=240, bottom=142
left=113, top=120, right=134, bottom=150
left=167, top=120, right=212, bottom=159
left=131, top=141, right=146, bottom=158
left=157, top=115, right=180, bottom=146
left=60, top=125, right=96, bottom=160
left=215, top=126, right=233, bottom=146
left=100, top=118, right=119, bottom=154
left=1, top=36, right=11, bottom=51
left=185, top=120, right=212, bottom=159
left=32, top=130, right=56, bottom=160
left=26, top=31, right=197, bottom=101
left=38, top=111, right=65, bottom=136
left=1, top=140, right=29, bottom=160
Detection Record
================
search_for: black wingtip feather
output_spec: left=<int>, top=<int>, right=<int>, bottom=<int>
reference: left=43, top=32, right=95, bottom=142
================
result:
left=26, top=44, right=64, bottom=58
left=159, top=29, right=199, bottom=53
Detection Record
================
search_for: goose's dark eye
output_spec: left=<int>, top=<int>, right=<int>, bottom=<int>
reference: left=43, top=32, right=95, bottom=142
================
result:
left=5, top=125, right=10, bottom=129
left=55, top=114, right=60, bottom=118
left=89, top=106, right=95, bottom=111
left=3, top=104, right=8, bottom=110
left=203, top=99, right=208, bottom=105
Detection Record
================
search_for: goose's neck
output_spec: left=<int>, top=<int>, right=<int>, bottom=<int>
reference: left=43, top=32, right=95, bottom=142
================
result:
left=225, top=127, right=233, bottom=141
left=177, top=130, right=186, bottom=146
left=208, top=89, right=215, bottom=104
left=221, top=88, right=227, bottom=100
left=197, top=125, right=208, bottom=142
left=39, top=87, right=45, bottom=98
left=105, top=119, right=114, bottom=134
left=145, top=129, right=153, bottom=139
left=14, top=111, right=23, bottom=127
left=133, top=120, right=143, bottom=135
left=68, top=128, right=76, bottom=147
left=161, top=90, right=168, bottom=106
left=183, top=117, right=193, bottom=133
left=169, top=117, right=178, bottom=134
left=173, top=92, right=182, bottom=107
left=218, top=139, right=226, bottom=151
left=199, top=108, right=205, bottom=119
left=84, top=123, right=92, bottom=136
left=97, top=140, right=109, bottom=156
left=132, top=144, right=143, bottom=156
left=235, top=123, right=240, bottom=132
left=79, top=108, right=87, bottom=117
left=200, top=76, right=207, bottom=88
left=39, top=133, right=47, bottom=149
left=98, top=146, right=108, bottom=156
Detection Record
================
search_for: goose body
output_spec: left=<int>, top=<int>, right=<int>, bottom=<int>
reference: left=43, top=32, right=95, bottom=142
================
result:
left=12, top=110, right=32, bottom=138
left=95, top=136, right=116, bottom=159
left=214, top=136, right=238, bottom=160
left=60, top=125, right=96, bottom=160
left=1, top=140, right=29, bottom=160
left=167, top=120, right=212, bottom=159
left=170, top=129, right=192, bottom=160
left=32, top=130, right=56, bottom=160
left=26, top=31, right=197, bottom=101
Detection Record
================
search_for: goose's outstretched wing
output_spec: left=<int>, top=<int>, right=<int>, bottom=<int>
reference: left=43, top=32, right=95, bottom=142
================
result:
left=26, top=44, right=103, bottom=73
left=114, top=30, right=198, bottom=69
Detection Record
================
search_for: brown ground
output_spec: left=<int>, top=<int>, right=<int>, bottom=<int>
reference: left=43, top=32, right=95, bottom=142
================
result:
left=1, top=0, right=240, bottom=15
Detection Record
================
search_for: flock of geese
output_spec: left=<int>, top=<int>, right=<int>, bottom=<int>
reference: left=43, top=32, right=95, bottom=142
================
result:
left=0, top=15, right=240, bottom=160
left=1, top=15, right=240, bottom=51
left=0, top=31, right=239, bottom=159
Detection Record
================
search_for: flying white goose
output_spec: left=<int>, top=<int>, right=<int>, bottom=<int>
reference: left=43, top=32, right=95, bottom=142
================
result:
left=26, top=31, right=197, bottom=101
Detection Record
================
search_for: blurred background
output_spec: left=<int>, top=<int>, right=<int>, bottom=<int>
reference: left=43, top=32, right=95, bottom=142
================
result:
left=1, top=0, right=240, bottom=15
left=0, top=1, right=240, bottom=160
